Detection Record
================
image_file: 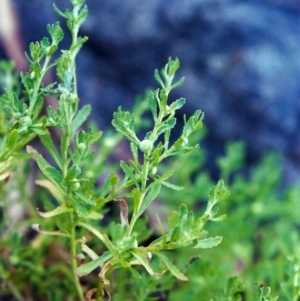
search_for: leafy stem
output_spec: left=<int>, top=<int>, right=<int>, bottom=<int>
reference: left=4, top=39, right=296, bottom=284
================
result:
left=69, top=212, right=85, bottom=301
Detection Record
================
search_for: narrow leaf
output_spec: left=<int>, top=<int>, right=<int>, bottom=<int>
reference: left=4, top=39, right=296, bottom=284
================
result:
left=75, top=251, right=112, bottom=277
left=148, top=91, right=157, bottom=122
left=31, top=127, right=48, bottom=135
left=131, top=251, right=165, bottom=276
left=71, top=104, right=91, bottom=133
left=66, top=165, right=81, bottom=181
left=155, top=252, right=188, bottom=281
left=193, top=236, right=223, bottom=249
left=170, top=98, right=185, bottom=111
left=35, top=179, right=64, bottom=202
left=39, top=133, right=62, bottom=169
left=81, top=238, right=100, bottom=260
left=37, top=155, right=63, bottom=185
left=6, top=129, right=19, bottom=149
left=74, top=192, right=95, bottom=205
left=137, top=182, right=161, bottom=218
left=37, top=205, right=73, bottom=218
left=120, top=160, right=140, bottom=189
left=128, top=267, right=141, bottom=279
left=161, top=181, right=184, bottom=191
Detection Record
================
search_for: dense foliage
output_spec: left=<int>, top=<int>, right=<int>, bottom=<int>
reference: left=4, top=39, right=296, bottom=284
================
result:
left=0, top=1, right=298, bottom=301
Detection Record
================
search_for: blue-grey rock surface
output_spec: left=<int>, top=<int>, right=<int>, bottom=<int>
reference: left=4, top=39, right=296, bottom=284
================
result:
left=9, top=0, right=300, bottom=184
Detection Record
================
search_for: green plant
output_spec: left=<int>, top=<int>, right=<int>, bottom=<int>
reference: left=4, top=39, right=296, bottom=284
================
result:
left=0, top=1, right=229, bottom=300
left=2, top=1, right=300, bottom=300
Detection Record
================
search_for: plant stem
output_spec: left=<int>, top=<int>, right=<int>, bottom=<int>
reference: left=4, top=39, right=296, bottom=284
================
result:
left=69, top=212, right=85, bottom=301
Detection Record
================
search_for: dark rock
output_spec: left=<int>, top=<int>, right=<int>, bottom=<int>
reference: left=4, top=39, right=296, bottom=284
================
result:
left=8, top=0, right=300, bottom=184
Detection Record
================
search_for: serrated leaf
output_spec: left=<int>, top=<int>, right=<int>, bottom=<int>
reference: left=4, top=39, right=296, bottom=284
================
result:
left=193, top=236, right=223, bottom=249
left=184, top=110, right=204, bottom=135
left=170, top=98, right=185, bottom=111
left=155, top=252, right=188, bottom=281
left=75, top=251, right=112, bottom=277
left=207, top=180, right=230, bottom=211
left=112, top=107, right=140, bottom=145
left=71, top=104, right=91, bottom=133
left=156, top=118, right=176, bottom=136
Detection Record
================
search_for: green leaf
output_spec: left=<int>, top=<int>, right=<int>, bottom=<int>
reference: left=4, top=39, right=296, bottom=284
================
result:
left=66, top=165, right=81, bottom=181
left=71, top=104, right=91, bottom=133
left=30, top=126, right=49, bottom=136
left=37, top=155, right=63, bottom=184
left=168, top=211, right=179, bottom=228
left=47, top=22, right=64, bottom=45
left=74, top=191, right=95, bottom=205
left=183, top=110, right=204, bottom=136
left=98, top=173, right=119, bottom=197
left=6, top=129, right=19, bottom=149
left=156, top=118, right=176, bottom=136
left=86, top=211, right=103, bottom=220
left=154, top=70, right=164, bottom=88
left=53, top=3, right=68, bottom=19
left=120, top=160, right=140, bottom=189
left=39, top=133, right=62, bottom=169
left=35, top=179, right=64, bottom=202
left=170, top=98, right=185, bottom=111
left=128, top=267, right=141, bottom=279
left=70, top=197, right=89, bottom=216
left=137, top=182, right=161, bottom=218
left=160, top=169, right=173, bottom=181
left=207, top=180, right=230, bottom=212
left=112, top=107, right=140, bottom=145
left=75, top=251, right=112, bottom=277
left=131, top=251, right=165, bottom=276
left=148, top=91, right=158, bottom=122
left=132, top=188, right=141, bottom=216
left=37, top=205, right=73, bottom=218
left=193, top=236, right=223, bottom=249
left=161, top=181, right=184, bottom=191
left=130, top=142, right=138, bottom=163
left=155, top=252, right=188, bottom=281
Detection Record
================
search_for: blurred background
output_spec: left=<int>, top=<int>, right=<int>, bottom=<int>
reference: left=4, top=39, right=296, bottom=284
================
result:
left=1, top=0, right=300, bottom=186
